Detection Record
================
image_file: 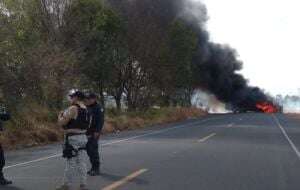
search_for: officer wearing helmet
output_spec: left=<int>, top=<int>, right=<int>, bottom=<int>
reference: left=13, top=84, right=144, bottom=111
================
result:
left=57, top=90, right=90, bottom=190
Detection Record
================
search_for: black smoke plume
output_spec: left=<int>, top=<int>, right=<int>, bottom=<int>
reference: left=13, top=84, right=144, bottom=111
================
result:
left=107, top=0, right=271, bottom=111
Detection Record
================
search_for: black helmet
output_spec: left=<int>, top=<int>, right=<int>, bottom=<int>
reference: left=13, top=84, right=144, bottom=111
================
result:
left=69, top=90, right=85, bottom=100
left=86, top=92, right=97, bottom=99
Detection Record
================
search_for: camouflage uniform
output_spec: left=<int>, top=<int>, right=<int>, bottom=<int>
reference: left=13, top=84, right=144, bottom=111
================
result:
left=58, top=102, right=88, bottom=189
left=63, top=134, right=87, bottom=187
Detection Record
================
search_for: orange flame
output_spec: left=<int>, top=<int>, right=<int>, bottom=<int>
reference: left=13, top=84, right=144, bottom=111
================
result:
left=256, top=102, right=277, bottom=113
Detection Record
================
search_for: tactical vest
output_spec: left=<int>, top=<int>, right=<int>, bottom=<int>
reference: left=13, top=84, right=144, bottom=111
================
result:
left=64, top=104, right=91, bottom=131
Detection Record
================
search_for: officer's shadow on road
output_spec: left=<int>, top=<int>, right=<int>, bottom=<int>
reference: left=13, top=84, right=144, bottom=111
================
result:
left=100, top=172, right=149, bottom=186
left=1, top=186, right=24, bottom=190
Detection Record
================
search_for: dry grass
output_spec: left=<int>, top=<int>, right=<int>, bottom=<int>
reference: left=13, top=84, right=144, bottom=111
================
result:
left=1, top=106, right=206, bottom=149
left=1, top=103, right=63, bottom=149
left=102, top=107, right=207, bottom=133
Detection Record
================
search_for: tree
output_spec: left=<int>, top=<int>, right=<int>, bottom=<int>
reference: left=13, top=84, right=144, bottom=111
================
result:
left=161, top=20, right=198, bottom=106
left=62, top=0, right=127, bottom=106
left=0, top=0, right=76, bottom=109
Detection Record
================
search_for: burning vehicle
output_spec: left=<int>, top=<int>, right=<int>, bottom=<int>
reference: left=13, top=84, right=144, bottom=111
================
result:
left=256, top=102, right=278, bottom=113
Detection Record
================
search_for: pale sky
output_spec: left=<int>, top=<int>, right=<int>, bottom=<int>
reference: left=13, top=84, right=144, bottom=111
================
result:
left=200, top=0, right=300, bottom=96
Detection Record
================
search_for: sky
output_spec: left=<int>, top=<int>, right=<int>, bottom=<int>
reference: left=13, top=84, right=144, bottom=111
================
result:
left=200, top=0, right=300, bottom=96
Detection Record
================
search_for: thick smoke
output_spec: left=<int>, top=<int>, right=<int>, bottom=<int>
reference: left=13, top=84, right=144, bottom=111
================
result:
left=108, top=0, right=271, bottom=111
left=192, top=89, right=229, bottom=113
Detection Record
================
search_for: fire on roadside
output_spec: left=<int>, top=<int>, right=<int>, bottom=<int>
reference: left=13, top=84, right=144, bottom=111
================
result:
left=256, top=102, right=278, bottom=113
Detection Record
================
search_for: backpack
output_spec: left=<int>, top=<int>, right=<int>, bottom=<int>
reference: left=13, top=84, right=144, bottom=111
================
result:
left=64, top=105, right=91, bottom=130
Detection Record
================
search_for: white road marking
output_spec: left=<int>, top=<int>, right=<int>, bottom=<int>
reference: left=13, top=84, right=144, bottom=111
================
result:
left=227, top=123, right=234, bottom=128
left=272, top=114, right=300, bottom=160
left=197, top=133, right=217, bottom=143
left=4, top=154, right=61, bottom=170
left=4, top=118, right=217, bottom=170
left=102, top=169, right=148, bottom=190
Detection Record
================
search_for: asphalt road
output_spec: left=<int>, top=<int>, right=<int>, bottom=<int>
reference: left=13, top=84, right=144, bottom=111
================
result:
left=2, top=113, right=300, bottom=190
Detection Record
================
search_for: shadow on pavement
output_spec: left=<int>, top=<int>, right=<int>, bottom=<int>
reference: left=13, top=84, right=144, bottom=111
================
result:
left=100, top=172, right=149, bottom=185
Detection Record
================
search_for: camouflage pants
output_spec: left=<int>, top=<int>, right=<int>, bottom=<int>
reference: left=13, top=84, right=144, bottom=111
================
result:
left=63, top=134, right=87, bottom=186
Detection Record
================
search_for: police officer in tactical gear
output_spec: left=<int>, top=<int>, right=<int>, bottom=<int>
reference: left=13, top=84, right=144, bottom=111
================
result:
left=0, top=106, right=12, bottom=185
left=57, top=90, right=90, bottom=190
left=85, top=93, right=104, bottom=176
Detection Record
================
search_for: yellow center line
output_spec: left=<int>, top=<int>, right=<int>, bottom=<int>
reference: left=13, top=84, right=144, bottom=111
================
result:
left=197, top=133, right=217, bottom=143
left=101, top=169, right=148, bottom=190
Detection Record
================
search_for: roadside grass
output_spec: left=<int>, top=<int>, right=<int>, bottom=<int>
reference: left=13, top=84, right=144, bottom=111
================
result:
left=0, top=103, right=61, bottom=149
left=0, top=106, right=206, bottom=149
left=104, top=107, right=206, bottom=133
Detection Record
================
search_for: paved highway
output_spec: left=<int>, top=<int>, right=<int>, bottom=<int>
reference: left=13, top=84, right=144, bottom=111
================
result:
left=2, top=113, right=300, bottom=190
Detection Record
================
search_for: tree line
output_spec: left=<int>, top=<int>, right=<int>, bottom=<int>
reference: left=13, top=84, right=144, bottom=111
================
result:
left=2, top=0, right=263, bottom=115
left=0, top=0, right=203, bottom=112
